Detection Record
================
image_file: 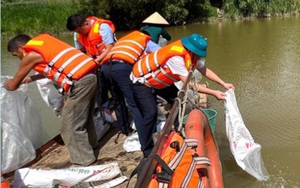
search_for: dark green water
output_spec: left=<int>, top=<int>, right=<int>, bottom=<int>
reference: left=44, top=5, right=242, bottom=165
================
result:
left=2, top=16, right=300, bottom=187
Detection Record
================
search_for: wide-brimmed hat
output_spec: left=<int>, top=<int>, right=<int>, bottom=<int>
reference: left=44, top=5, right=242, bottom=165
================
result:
left=181, top=34, right=207, bottom=57
left=142, top=12, right=169, bottom=25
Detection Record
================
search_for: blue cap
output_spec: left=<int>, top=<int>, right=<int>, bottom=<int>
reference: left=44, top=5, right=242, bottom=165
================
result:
left=181, top=34, right=207, bottom=57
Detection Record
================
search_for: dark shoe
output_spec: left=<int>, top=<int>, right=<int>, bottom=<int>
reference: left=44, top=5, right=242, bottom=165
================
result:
left=124, top=127, right=134, bottom=136
left=114, top=128, right=135, bottom=144
left=120, top=126, right=134, bottom=136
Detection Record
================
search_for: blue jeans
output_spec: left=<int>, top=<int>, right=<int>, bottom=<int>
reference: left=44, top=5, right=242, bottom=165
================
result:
left=101, top=62, right=143, bottom=134
left=132, top=83, right=158, bottom=157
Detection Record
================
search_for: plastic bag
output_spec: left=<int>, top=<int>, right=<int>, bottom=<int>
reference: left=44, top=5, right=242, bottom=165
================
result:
left=1, top=76, right=44, bottom=173
left=158, top=35, right=167, bottom=47
left=12, top=162, right=127, bottom=188
left=1, top=121, right=36, bottom=174
left=36, top=78, right=64, bottom=118
left=224, top=89, right=269, bottom=181
left=1, top=76, right=43, bottom=148
left=123, top=132, right=141, bottom=152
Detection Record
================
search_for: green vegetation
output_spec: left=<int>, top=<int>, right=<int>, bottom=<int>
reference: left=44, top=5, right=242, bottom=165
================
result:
left=223, top=0, right=300, bottom=19
left=1, top=2, right=80, bottom=38
left=1, top=0, right=300, bottom=38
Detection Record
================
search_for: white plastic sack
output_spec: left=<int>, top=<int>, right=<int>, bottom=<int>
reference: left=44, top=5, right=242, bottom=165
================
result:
left=12, top=162, right=127, bottom=188
left=123, top=132, right=141, bottom=152
left=1, top=76, right=44, bottom=173
left=1, top=121, right=36, bottom=174
left=71, top=176, right=127, bottom=188
left=36, top=78, right=64, bottom=118
left=225, top=89, right=269, bottom=181
left=1, top=76, right=44, bottom=149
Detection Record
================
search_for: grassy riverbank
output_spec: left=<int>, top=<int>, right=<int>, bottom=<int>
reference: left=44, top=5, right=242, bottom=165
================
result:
left=1, top=3, right=80, bottom=39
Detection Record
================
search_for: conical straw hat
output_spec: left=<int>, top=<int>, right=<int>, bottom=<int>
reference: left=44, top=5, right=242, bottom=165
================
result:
left=142, top=12, right=169, bottom=25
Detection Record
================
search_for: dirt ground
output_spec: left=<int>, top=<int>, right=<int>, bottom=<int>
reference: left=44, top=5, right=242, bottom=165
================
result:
left=93, top=124, right=143, bottom=188
left=4, top=123, right=143, bottom=188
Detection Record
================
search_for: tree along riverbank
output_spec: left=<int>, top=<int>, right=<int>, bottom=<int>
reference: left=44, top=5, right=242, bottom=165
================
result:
left=1, top=0, right=300, bottom=39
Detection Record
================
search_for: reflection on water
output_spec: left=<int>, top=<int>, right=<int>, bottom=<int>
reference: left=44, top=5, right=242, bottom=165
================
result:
left=170, top=17, right=300, bottom=187
left=1, top=16, right=300, bottom=187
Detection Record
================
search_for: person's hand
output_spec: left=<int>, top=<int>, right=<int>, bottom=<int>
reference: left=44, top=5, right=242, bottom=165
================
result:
left=3, top=79, right=16, bottom=91
left=213, top=90, right=227, bottom=100
left=22, top=76, right=32, bottom=84
left=222, top=82, right=235, bottom=90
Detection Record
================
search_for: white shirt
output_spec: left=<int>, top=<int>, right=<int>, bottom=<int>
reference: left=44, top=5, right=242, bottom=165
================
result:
left=74, top=22, right=115, bottom=49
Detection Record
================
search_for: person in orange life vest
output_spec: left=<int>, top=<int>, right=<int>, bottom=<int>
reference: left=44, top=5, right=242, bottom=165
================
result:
left=4, top=34, right=99, bottom=166
left=66, top=14, right=116, bottom=63
left=130, top=34, right=234, bottom=157
left=101, top=31, right=160, bottom=137
left=66, top=14, right=129, bottom=133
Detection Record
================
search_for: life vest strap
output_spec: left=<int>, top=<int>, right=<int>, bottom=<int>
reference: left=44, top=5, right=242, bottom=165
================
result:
left=53, top=53, right=84, bottom=81
left=153, top=50, right=160, bottom=68
left=60, top=57, right=93, bottom=89
left=145, top=55, right=152, bottom=72
left=185, top=138, right=199, bottom=148
left=43, top=47, right=73, bottom=76
left=150, top=71, right=171, bottom=88
left=113, top=45, right=140, bottom=55
left=194, top=156, right=211, bottom=166
left=67, top=57, right=93, bottom=78
left=159, top=67, right=178, bottom=82
left=117, top=39, right=145, bottom=50
left=109, top=50, right=137, bottom=61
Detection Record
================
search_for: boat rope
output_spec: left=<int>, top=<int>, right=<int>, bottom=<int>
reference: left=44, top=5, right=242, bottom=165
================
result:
left=177, top=70, right=202, bottom=135
left=176, top=88, right=189, bottom=136
left=175, top=92, right=183, bottom=131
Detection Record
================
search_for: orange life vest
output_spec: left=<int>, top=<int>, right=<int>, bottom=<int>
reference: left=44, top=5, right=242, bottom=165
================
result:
left=23, top=34, right=97, bottom=93
left=101, top=30, right=151, bottom=65
left=1, top=176, right=10, bottom=188
left=132, top=40, right=195, bottom=89
left=77, top=16, right=116, bottom=56
left=147, top=131, right=210, bottom=188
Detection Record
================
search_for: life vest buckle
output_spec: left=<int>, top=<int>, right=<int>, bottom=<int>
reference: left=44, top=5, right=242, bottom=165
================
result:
left=170, top=141, right=180, bottom=152
left=57, top=67, right=64, bottom=73
left=156, top=170, right=173, bottom=184
left=58, top=88, right=65, bottom=95
left=66, top=73, right=73, bottom=80
left=48, top=61, right=55, bottom=67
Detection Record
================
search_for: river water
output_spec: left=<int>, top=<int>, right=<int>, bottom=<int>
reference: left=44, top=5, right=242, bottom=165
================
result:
left=1, top=16, right=300, bottom=187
